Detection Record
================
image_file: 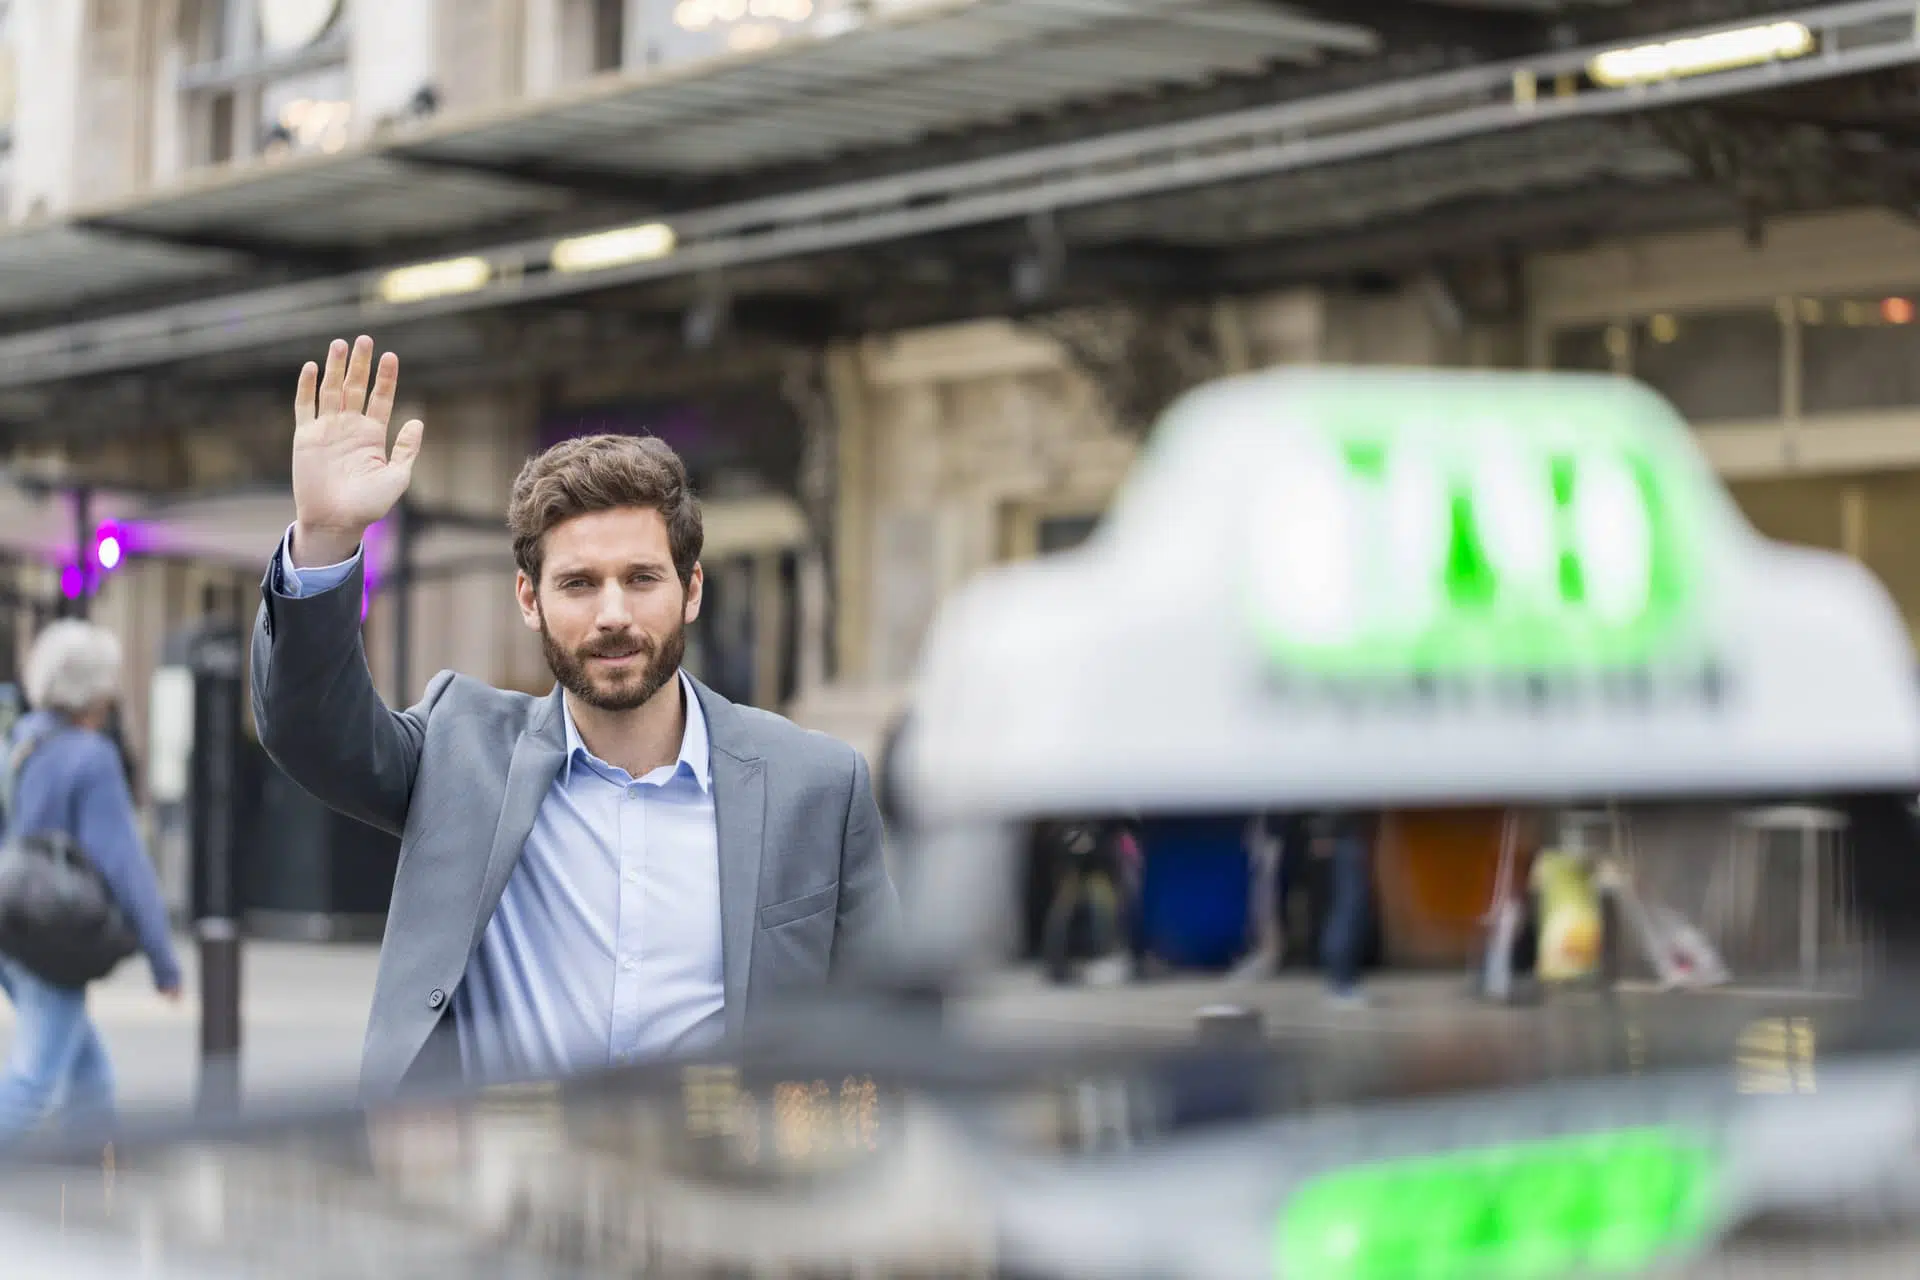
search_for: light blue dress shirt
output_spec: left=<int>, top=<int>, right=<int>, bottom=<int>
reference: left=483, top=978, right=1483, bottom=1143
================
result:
left=274, top=526, right=726, bottom=1082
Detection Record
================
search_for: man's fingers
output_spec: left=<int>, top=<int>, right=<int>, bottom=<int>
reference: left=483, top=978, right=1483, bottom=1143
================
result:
left=294, top=361, right=318, bottom=427
left=342, top=335, right=375, bottom=416
left=388, top=418, right=425, bottom=473
left=317, top=339, right=348, bottom=416
left=366, top=351, right=400, bottom=427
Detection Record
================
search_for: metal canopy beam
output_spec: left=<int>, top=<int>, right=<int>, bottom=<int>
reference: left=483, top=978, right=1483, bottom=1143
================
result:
left=1215, top=180, right=1738, bottom=284
left=74, top=218, right=359, bottom=273
left=1276, top=0, right=1549, bottom=57
left=382, top=148, right=678, bottom=209
left=0, top=0, right=1907, bottom=391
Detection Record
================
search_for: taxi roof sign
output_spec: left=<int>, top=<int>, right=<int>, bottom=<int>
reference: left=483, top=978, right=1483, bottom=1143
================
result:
left=900, top=368, right=1920, bottom=823
left=1237, top=376, right=1717, bottom=677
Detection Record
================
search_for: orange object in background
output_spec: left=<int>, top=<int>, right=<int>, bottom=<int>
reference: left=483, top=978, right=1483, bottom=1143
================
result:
left=1373, top=809, right=1542, bottom=966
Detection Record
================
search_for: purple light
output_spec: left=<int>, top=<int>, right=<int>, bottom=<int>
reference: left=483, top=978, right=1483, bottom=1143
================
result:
left=91, top=520, right=134, bottom=574
left=59, top=564, right=83, bottom=600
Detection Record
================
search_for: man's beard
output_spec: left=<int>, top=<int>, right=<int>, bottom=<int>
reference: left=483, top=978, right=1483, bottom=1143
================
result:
left=541, top=613, right=687, bottom=713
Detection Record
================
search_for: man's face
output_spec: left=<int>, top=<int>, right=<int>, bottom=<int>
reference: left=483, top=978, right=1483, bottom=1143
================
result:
left=516, top=507, right=703, bottom=712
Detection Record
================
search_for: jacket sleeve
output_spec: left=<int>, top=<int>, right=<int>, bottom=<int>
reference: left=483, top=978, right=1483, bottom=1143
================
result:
left=72, top=740, right=180, bottom=990
left=251, top=543, right=449, bottom=838
left=830, top=748, right=903, bottom=979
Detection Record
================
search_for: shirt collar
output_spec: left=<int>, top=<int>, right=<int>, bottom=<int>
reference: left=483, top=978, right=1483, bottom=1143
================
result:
left=561, top=670, right=712, bottom=791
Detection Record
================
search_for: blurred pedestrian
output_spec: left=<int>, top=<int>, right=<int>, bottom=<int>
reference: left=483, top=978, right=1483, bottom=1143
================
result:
left=0, top=621, right=181, bottom=1144
left=254, top=337, right=898, bottom=1095
left=1318, top=812, right=1378, bottom=1008
left=1229, top=812, right=1287, bottom=982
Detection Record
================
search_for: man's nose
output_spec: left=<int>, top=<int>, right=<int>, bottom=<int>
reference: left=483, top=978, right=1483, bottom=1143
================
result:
left=593, top=580, right=632, bottom=627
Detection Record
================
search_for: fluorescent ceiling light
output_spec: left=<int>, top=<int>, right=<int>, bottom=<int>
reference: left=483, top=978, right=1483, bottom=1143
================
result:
left=377, top=257, right=493, bottom=305
left=551, top=223, right=678, bottom=274
left=1588, top=21, right=1814, bottom=87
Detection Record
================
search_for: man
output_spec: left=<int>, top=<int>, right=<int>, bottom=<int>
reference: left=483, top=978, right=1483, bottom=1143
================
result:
left=251, top=336, right=898, bottom=1097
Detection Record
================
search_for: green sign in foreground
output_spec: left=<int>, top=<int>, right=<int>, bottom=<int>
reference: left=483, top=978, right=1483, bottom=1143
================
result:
left=1276, top=1127, right=1718, bottom=1280
left=1241, top=379, right=1716, bottom=677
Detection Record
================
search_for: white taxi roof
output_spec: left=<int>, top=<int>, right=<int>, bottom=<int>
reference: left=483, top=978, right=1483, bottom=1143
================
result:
left=901, top=367, right=1920, bottom=822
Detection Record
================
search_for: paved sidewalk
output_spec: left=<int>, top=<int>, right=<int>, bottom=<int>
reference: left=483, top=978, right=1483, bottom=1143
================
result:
left=0, top=935, right=379, bottom=1116
left=0, top=943, right=1827, bottom=1123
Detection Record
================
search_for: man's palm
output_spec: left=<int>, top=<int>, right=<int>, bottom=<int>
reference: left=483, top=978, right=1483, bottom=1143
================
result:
left=292, top=336, right=424, bottom=535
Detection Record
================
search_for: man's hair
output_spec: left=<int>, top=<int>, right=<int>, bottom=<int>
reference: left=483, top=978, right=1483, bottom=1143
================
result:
left=506, top=434, right=704, bottom=586
left=23, top=619, right=122, bottom=714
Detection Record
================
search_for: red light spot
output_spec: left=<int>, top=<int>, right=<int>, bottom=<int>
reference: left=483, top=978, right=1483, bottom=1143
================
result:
left=1883, top=297, right=1914, bottom=325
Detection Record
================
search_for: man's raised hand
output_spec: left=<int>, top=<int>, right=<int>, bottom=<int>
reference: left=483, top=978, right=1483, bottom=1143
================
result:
left=289, top=336, right=424, bottom=568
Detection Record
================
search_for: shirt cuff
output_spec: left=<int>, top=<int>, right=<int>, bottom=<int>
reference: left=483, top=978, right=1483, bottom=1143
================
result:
left=275, top=523, right=361, bottom=598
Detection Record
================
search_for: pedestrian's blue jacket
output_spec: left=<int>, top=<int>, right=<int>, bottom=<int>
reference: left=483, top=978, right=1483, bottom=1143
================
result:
left=2, top=712, right=181, bottom=990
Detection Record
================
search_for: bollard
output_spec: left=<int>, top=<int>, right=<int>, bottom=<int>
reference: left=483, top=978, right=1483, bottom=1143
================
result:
left=188, top=617, right=246, bottom=1117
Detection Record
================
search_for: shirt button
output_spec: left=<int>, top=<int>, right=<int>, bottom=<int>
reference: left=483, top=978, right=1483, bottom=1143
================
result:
left=427, top=988, right=446, bottom=1010
left=624, top=870, right=639, bottom=886
left=621, top=958, right=636, bottom=973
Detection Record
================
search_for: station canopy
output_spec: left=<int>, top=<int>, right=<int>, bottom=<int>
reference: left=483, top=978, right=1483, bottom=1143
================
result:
left=0, top=0, right=1907, bottom=389
left=0, top=0, right=1379, bottom=313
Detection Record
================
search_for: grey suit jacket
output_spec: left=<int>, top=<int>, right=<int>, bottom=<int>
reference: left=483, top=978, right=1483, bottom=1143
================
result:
left=250, top=555, right=898, bottom=1099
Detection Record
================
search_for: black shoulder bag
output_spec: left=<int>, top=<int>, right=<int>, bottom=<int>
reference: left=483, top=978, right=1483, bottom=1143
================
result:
left=0, top=728, right=139, bottom=988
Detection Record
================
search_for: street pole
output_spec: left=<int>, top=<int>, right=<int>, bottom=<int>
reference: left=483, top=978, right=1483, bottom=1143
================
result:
left=71, top=485, right=91, bottom=619
left=189, top=591, right=246, bottom=1117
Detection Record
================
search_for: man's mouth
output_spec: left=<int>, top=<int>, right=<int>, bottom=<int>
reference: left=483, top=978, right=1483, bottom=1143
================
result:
left=588, top=644, right=646, bottom=664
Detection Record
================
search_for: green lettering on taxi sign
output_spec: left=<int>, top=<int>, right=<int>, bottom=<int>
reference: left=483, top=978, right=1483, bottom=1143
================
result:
left=1242, top=379, right=1715, bottom=676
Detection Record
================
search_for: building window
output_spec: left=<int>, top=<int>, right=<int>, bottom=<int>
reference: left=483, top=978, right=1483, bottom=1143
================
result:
left=1798, top=293, right=1920, bottom=416
left=1001, top=501, right=1108, bottom=562
left=593, top=0, right=625, bottom=72
left=1629, top=307, right=1783, bottom=424
left=1549, top=323, right=1625, bottom=375
left=181, top=0, right=351, bottom=168
left=1037, top=514, right=1099, bottom=555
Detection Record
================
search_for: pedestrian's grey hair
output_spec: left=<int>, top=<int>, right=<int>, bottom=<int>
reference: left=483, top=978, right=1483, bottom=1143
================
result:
left=23, top=619, right=122, bottom=714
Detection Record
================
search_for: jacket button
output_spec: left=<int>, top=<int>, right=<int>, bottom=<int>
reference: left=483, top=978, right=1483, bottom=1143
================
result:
left=427, top=989, right=446, bottom=1010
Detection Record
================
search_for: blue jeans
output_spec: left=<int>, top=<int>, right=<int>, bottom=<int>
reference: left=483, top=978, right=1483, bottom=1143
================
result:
left=0, top=957, right=115, bottom=1144
left=1320, top=830, right=1374, bottom=995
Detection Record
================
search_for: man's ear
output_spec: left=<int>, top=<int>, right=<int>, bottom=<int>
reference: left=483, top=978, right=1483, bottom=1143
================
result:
left=515, top=571, right=541, bottom=631
left=683, top=562, right=704, bottom=625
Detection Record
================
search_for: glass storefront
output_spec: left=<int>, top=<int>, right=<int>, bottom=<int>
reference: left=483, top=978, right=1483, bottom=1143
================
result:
left=1543, top=292, right=1920, bottom=421
left=1630, top=308, right=1782, bottom=424
left=1542, top=297, right=1920, bottom=645
left=1800, top=293, right=1920, bottom=415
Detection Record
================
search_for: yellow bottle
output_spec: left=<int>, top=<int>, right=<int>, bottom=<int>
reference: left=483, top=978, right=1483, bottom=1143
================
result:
left=1531, top=849, right=1603, bottom=981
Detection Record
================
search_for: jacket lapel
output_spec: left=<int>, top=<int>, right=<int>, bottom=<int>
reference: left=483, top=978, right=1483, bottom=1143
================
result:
left=467, top=687, right=569, bottom=956
left=693, top=678, right=766, bottom=1038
